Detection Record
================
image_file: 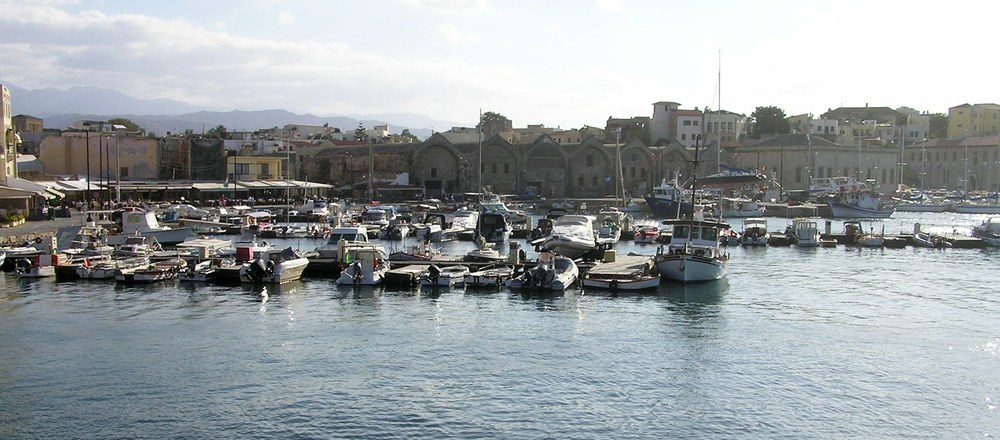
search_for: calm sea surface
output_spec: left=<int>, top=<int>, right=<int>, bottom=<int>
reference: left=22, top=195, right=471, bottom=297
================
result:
left=1, top=212, right=998, bottom=439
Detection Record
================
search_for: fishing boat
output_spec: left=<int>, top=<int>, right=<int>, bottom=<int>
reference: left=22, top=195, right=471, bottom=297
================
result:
left=239, top=247, right=309, bottom=284
left=826, top=189, right=895, bottom=219
left=715, top=197, right=766, bottom=218
left=644, top=177, right=692, bottom=219
left=77, top=255, right=149, bottom=280
left=653, top=142, right=730, bottom=283
left=506, top=251, right=578, bottom=291
left=419, top=265, right=470, bottom=288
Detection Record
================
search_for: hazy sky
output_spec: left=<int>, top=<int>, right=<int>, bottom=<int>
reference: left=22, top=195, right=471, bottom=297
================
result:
left=1, top=0, right=995, bottom=128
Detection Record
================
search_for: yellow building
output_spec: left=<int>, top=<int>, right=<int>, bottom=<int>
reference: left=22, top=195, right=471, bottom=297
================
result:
left=948, top=103, right=1000, bottom=137
left=228, top=155, right=284, bottom=181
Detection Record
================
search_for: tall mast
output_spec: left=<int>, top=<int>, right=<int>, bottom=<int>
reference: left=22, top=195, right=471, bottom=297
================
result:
left=478, top=109, right=483, bottom=194
left=716, top=50, right=722, bottom=173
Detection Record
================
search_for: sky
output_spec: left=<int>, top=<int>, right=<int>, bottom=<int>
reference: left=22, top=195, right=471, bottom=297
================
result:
left=1, top=0, right=997, bottom=129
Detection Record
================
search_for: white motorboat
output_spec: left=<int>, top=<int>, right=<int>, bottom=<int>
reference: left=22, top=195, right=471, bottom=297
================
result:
left=475, top=212, right=512, bottom=243
left=464, top=265, right=514, bottom=288
left=419, top=265, right=470, bottom=288
left=240, top=247, right=309, bottom=284
left=106, top=209, right=196, bottom=246
left=654, top=216, right=730, bottom=283
left=315, top=226, right=370, bottom=259
left=791, top=218, right=820, bottom=247
left=452, top=208, right=479, bottom=240
left=541, top=215, right=605, bottom=260
left=335, top=245, right=391, bottom=286
left=14, top=253, right=60, bottom=278
left=178, top=260, right=218, bottom=282
left=506, top=252, right=578, bottom=291
left=737, top=217, right=769, bottom=246
left=715, top=197, right=766, bottom=218
left=595, top=207, right=630, bottom=243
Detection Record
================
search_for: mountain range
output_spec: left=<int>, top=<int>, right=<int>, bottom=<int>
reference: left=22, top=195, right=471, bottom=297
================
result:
left=2, top=83, right=468, bottom=140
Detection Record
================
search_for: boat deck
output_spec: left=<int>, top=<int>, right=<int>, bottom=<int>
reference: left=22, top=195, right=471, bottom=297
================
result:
left=583, top=254, right=654, bottom=276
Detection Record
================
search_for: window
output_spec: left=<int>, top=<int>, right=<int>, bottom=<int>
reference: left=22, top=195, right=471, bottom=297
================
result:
left=827, top=167, right=832, bottom=178
left=693, top=120, right=699, bottom=126
left=889, top=169, right=895, bottom=184
left=504, top=163, right=510, bottom=174
left=935, top=152, right=940, bottom=161
left=235, top=163, right=250, bottom=175
left=683, top=120, right=692, bottom=126
left=491, top=163, right=497, bottom=174
left=578, top=175, right=584, bottom=187
left=431, top=168, right=437, bottom=177
left=817, top=167, right=823, bottom=178
left=260, top=164, right=269, bottom=176
left=586, top=155, right=594, bottom=167
left=843, top=168, right=849, bottom=177
left=882, top=167, right=887, bottom=182
left=591, top=176, right=597, bottom=186
left=641, top=168, right=646, bottom=178
left=681, top=134, right=687, bottom=140
left=630, top=167, right=636, bottom=178
left=953, top=152, right=958, bottom=161
left=120, top=167, right=129, bottom=178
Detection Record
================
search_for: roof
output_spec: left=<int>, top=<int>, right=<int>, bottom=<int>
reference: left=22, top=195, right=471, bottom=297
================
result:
left=747, top=134, right=841, bottom=148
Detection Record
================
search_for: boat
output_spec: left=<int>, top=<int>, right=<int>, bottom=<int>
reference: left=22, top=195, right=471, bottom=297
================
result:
left=15, top=253, right=60, bottom=278
left=106, top=209, right=196, bottom=246
left=115, top=257, right=187, bottom=283
left=595, top=207, right=631, bottom=243
left=114, top=234, right=163, bottom=258
left=335, top=245, right=391, bottom=286
left=452, top=209, right=479, bottom=241
left=178, top=260, right=220, bottom=282
left=696, top=165, right=768, bottom=187
left=464, top=265, right=514, bottom=288
left=632, top=225, right=660, bottom=244
left=419, top=264, right=470, bottom=288
left=953, top=202, right=1000, bottom=214
left=506, top=252, right=578, bottom=291
left=912, top=232, right=951, bottom=248
left=791, top=218, right=820, bottom=247
left=314, top=226, right=370, bottom=259
left=540, top=214, right=615, bottom=260
left=239, top=247, right=309, bottom=284
left=819, top=237, right=839, bottom=248
left=856, top=222, right=886, bottom=248
left=465, top=237, right=506, bottom=263
left=360, top=205, right=397, bottom=228
left=737, top=217, right=769, bottom=246
left=644, top=177, right=692, bottom=219
left=77, top=255, right=149, bottom=280
left=715, top=197, right=766, bottom=218
left=379, top=218, right=413, bottom=241
left=654, top=216, right=730, bottom=283
left=581, top=256, right=659, bottom=291
left=825, top=189, right=895, bottom=219
left=414, top=212, right=460, bottom=243
left=528, top=218, right=555, bottom=242
left=971, top=217, right=1000, bottom=247
left=475, top=211, right=512, bottom=244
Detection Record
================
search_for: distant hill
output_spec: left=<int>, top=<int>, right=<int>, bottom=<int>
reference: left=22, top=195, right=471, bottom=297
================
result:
left=5, top=84, right=204, bottom=116
left=2, top=82, right=468, bottom=140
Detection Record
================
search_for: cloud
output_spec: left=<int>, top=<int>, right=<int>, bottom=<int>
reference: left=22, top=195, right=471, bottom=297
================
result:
left=399, top=0, right=489, bottom=15
left=277, top=12, right=295, bottom=25
left=596, top=0, right=624, bottom=12
left=438, top=24, right=479, bottom=45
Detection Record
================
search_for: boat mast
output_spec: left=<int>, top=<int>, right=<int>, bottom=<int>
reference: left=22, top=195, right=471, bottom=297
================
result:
left=716, top=50, right=722, bottom=174
left=615, top=128, right=622, bottom=207
left=478, top=109, right=483, bottom=194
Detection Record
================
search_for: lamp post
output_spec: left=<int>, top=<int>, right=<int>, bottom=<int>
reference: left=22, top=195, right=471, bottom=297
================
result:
left=368, top=138, right=374, bottom=202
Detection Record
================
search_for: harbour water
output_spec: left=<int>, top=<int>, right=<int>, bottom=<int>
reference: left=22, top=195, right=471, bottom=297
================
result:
left=1, top=212, right=999, bottom=438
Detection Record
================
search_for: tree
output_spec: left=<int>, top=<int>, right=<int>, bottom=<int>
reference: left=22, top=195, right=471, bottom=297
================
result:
left=479, top=111, right=511, bottom=137
left=107, top=117, right=141, bottom=132
left=929, top=113, right=948, bottom=138
left=400, top=129, right=419, bottom=142
left=748, top=106, right=790, bottom=138
left=207, top=125, right=228, bottom=139
left=354, top=123, right=368, bottom=141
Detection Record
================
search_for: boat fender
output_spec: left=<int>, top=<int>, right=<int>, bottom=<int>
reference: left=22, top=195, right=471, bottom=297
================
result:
left=16, top=258, right=32, bottom=273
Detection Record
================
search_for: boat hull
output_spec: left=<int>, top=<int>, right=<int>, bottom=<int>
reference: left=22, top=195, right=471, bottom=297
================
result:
left=644, top=196, right=692, bottom=219
left=829, top=202, right=894, bottom=219
left=655, top=254, right=727, bottom=283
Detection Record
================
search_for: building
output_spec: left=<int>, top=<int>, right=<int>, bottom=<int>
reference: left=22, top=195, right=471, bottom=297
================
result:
left=12, top=114, right=44, bottom=155
left=947, top=103, right=1000, bottom=138
left=910, top=136, right=1000, bottom=191
left=39, top=130, right=160, bottom=180
left=1, top=85, right=14, bottom=184
left=675, top=109, right=704, bottom=148
left=732, top=134, right=900, bottom=192
left=649, top=101, right=679, bottom=145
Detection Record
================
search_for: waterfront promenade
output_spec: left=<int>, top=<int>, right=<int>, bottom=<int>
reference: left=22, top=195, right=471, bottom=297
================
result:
left=0, top=211, right=87, bottom=245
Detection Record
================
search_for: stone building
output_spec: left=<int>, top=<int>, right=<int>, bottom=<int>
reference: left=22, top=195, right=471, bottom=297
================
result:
left=912, top=135, right=1000, bottom=191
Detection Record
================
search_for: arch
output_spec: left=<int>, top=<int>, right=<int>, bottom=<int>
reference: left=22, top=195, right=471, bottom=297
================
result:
left=523, top=135, right=571, bottom=198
